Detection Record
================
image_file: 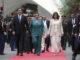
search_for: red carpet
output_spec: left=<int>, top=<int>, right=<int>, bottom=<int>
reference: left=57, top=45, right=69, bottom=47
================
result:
left=10, top=48, right=67, bottom=60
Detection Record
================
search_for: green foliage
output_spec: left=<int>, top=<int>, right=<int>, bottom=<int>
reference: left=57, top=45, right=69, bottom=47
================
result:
left=60, top=0, right=80, bottom=18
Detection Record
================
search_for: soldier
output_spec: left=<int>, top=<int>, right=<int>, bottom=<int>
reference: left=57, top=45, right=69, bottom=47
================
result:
left=10, top=18, right=16, bottom=51
left=0, top=15, right=5, bottom=55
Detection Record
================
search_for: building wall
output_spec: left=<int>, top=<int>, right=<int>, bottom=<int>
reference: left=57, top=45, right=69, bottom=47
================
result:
left=2, top=0, right=25, bottom=17
left=1, top=0, right=52, bottom=19
left=38, top=5, right=51, bottom=20
left=0, top=0, right=3, bottom=6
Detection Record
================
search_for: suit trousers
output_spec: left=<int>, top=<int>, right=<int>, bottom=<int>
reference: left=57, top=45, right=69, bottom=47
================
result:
left=61, top=34, right=67, bottom=50
left=10, top=35, right=16, bottom=51
left=24, top=34, right=33, bottom=52
left=41, top=35, right=50, bottom=51
left=0, top=34, right=5, bottom=54
left=15, top=33, right=25, bottom=54
left=41, top=34, right=47, bottom=51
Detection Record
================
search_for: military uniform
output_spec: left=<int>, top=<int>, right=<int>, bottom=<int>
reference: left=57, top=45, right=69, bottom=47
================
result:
left=0, top=18, right=5, bottom=55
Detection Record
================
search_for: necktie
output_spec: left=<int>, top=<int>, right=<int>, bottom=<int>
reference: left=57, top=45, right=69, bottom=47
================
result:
left=72, top=19, right=75, bottom=25
left=19, top=15, right=21, bottom=23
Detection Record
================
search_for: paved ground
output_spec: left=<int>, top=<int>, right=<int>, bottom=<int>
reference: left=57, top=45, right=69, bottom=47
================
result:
left=0, top=43, right=80, bottom=60
left=64, top=45, right=80, bottom=60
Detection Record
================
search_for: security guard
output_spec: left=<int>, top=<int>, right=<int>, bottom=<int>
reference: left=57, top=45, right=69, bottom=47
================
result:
left=72, top=15, right=80, bottom=60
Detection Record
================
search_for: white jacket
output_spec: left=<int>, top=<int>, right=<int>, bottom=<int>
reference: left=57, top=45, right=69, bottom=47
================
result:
left=48, top=19, right=64, bottom=37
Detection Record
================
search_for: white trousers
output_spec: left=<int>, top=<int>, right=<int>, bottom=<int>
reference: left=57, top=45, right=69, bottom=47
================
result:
left=50, top=36, right=61, bottom=53
left=41, top=35, right=47, bottom=51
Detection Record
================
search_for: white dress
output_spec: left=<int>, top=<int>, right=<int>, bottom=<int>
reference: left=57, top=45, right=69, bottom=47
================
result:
left=48, top=19, right=63, bottom=53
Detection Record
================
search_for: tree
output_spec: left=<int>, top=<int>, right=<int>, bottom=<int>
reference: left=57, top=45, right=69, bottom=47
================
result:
left=60, top=0, right=80, bottom=18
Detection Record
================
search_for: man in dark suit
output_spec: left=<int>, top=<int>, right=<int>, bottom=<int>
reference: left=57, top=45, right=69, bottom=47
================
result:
left=25, top=16, right=33, bottom=54
left=72, top=15, right=80, bottom=60
left=45, top=19, right=50, bottom=52
left=41, top=16, right=50, bottom=53
left=68, top=14, right=79, bottom=51
left=61, top=16, right=68, bottom=50
left=12, top=8, right=29, bottom=56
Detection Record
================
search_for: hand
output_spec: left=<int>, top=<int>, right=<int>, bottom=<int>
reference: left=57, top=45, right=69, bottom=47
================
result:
left=4, top=32, right=7, bottom=35
left=12, top=31, right=15, bottom=35
left=47, top=34, right=50, bottom=37
left=61, top=34, right=64, bottom=37
left=67, top=33, right=70, bottom=37
left=26, top=31, right=29, bottom=34
left=42, top=33, right=46, bottom=39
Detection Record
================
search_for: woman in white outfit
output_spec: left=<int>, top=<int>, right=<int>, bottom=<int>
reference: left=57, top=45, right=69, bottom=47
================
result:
left=48, top=12, right=64, bottom=55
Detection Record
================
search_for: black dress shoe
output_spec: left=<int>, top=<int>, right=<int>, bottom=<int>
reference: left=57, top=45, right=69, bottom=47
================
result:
left=27, top=52, right=29, bottom=54
left=72, top=56, right=75, bottom=60
left=68, top=45, right=70, bottom=47
left=0, top=53, right=6, bottom=55
left=41, top=50, right=45, bottom=53
left=20, top=53, right=23, bottom=56
left=46, top=49, right=49, bottom=52
left=11, top=50, right=16, bottom=51
left=63, top=48, right=66, bottom=50
left=31, top=51, right=33, bottom=53
left=17, top=53, right=19, bottom=55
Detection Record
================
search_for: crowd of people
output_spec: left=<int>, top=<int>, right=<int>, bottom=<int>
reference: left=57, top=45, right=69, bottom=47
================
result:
left=0, top=8, right=80, bottom=60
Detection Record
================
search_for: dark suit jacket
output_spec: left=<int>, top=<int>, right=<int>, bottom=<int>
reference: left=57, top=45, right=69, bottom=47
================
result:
left=46, top=20, right=50, bottom=29
left=68, top=18, right=79, bottom=35
left=78, top=20, right=80, bottom=34
left=62, top=20, right=68, bottom=35
left=0, top=21, right=3, bottom=34
left=12, top=15, right=29, bottom=34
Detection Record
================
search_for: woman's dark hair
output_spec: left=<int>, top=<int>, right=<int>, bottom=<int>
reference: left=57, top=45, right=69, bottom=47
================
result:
left=52, top=12, right=59, bottom=19
left=34, top=13, right=39, bottom=17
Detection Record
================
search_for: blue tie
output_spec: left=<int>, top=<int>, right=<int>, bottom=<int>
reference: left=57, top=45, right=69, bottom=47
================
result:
left=19, top=15, right=21, bottom=23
